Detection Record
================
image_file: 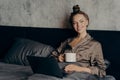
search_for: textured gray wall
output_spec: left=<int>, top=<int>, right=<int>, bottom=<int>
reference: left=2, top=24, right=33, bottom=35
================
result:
left=0, top=0, right=120, bottom=30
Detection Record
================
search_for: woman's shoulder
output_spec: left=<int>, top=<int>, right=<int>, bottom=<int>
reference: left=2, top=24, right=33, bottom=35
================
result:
left=87, top=34, right=102, bottom=46
left=90, top=38, right=102, bottom=47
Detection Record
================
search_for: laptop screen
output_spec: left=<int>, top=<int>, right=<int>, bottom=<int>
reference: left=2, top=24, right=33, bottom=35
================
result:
left=27, top=56, right=63, bottom=78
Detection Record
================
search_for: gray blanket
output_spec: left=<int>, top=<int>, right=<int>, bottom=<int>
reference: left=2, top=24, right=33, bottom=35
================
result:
left=0, top=62, right=33, bottom=80
left=0, top=62, right=115, bottom=80
left=28, top=72, right=96, bottom=80
left=0, top=62, right=96, bottom=80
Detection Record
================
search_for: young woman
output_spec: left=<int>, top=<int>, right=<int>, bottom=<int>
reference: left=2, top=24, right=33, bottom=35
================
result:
left=51, top=5, right=115, bottom=80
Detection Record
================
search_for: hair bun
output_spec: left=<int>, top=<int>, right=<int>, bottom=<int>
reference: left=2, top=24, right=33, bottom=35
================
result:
left=73, top=5, right=80, bottom=13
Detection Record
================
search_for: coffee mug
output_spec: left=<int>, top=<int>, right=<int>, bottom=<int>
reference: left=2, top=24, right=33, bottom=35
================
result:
left=65, top=53, right=76, bottom=62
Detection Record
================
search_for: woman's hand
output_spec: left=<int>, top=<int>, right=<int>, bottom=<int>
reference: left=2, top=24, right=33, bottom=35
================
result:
left=58, top=54, right=65, bottom=62
left=64, top=64, right=91, bottom=73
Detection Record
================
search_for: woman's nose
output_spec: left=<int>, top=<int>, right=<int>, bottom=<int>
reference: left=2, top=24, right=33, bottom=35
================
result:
left=77, top=22, right=82, bottom=27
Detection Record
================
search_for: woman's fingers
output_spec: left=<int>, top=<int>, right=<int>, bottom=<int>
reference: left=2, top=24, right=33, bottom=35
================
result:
left=58, top=54, right=65, bottom=62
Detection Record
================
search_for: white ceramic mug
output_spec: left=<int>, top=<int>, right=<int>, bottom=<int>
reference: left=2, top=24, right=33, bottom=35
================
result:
left=65, top=53, right=76, bottom=62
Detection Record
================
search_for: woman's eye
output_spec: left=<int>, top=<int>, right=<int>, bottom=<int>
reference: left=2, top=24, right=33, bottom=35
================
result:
left=79, top=20, right=84, bottom=23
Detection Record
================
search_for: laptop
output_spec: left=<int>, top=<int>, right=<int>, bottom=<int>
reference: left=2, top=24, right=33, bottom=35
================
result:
left=27, top=56, right=64, bottom=78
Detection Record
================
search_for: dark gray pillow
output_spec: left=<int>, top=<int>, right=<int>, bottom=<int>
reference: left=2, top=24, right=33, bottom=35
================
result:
left=4, top=38, right=54, bottom=66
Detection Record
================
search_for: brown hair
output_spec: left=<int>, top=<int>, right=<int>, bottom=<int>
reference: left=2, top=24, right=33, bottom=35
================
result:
left=69, top=5, right=89, bottom=27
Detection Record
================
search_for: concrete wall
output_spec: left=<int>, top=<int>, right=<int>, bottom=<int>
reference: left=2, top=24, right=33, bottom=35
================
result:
left=0, top=0, right=120, bottom=30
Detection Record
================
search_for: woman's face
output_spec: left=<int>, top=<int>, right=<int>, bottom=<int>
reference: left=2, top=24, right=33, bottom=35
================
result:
left=72, top=14, right=88, bottom=35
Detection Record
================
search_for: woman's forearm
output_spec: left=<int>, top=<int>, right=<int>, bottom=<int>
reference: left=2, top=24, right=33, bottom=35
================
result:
left=77, top=67, right=91, bottom=73
left=64, top=64, right=91, bottom=73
